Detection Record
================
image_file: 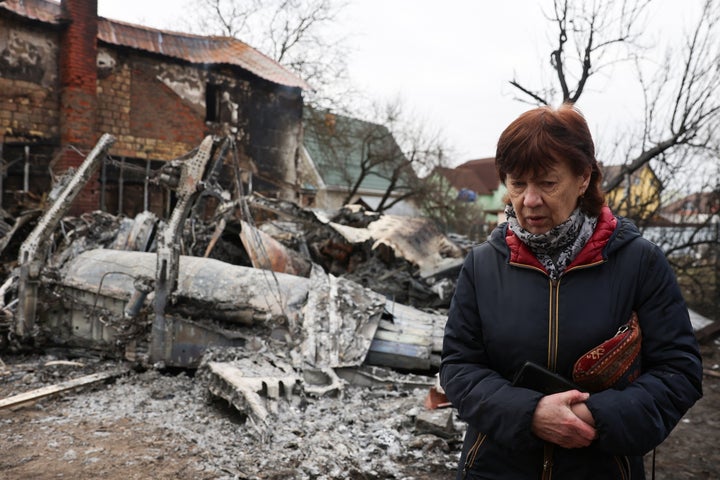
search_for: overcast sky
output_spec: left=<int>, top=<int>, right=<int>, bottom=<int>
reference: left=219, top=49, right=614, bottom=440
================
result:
left=97, top=0, right=702, bottom=165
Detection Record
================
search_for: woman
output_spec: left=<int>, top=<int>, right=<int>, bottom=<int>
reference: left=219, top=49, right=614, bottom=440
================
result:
left=440, top=103, right=703, bottom=479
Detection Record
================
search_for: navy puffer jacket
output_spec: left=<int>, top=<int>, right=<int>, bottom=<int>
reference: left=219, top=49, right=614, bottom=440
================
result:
left=440, top=207, right=703, bottom=480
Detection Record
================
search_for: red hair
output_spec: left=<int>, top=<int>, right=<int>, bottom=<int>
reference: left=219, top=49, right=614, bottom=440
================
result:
left=495, top=103, right=605, bottom=217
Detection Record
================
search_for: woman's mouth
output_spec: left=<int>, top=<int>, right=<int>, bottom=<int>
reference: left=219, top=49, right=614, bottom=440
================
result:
left=526, top=215, right=545, bottom=225
left=523, top=215, right=549, bottom=232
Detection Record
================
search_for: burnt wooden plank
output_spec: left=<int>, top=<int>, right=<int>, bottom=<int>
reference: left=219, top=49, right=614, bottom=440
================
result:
left=0, top=368, right=127, bottom=410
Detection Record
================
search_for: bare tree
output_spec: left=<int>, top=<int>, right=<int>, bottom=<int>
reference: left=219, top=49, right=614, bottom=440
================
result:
left=510, top=0, right=720, bottom=197
left=183, top=0, right=353, bottom=108
left=611, top=0, right=720, bottom=194
left=303, top=99, right=450, bottom=215
left=367, top=100, right=449, bottom=213
left=356, top=101, right=490, bottom=235
left=189, top=0, right=257, bottom=37
left=511, top=0, right=652, bottom=106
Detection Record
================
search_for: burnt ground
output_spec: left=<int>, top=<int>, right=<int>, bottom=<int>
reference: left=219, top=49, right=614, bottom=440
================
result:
left=0, top=340, right=718, bottom=480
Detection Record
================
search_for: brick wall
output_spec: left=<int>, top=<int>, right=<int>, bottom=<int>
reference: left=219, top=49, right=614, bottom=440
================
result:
left=0, top=78, right=60, bottom=144
left=96, top=55, right=207, bottom=162
left=96, top=58, right=131, bottom=146
left=128, top=64, right=206, bottom=156
left=57, top=0, right=100, bottom=214
left=0, top=17, right=61, bottom=145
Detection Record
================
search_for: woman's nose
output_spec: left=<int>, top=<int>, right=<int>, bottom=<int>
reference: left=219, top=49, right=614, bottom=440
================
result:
left=523, top=185, right=543, bottom=207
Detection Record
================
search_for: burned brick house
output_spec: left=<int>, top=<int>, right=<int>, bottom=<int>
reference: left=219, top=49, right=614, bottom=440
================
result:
left=0, top=0, right=307, bottom=217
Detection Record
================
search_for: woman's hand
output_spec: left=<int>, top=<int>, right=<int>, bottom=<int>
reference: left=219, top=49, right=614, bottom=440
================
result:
left=531, top=390, right=597, bottom=448
left=570, top=401, right=595, bottom=427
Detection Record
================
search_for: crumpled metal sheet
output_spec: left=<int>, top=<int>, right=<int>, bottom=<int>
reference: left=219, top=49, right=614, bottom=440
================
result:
left=239, top=220, right=312, bottom=277
left=299, top=265, right=385, bottom=369
left=205, top=359, right=301, bottom=428
left=327, top=214, right=465, bottom=277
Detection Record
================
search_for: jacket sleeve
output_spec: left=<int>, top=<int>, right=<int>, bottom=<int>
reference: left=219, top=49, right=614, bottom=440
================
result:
left=586, top=242, right=703, bottom=455
left=440, top=249, right=545, bottom=451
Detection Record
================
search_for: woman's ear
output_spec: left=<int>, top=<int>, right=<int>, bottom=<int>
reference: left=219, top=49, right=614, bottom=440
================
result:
left=580, top=168, right=591, bottom=192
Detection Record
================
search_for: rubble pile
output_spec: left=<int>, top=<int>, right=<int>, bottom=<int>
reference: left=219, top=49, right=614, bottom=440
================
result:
left=0, top=134, right=467, bottom=369
left=0, top=134, right=471, bottom=478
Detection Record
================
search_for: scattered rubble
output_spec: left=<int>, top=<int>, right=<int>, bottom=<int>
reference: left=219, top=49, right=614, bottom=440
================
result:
left=0, top=353, right=463, bottom=479
left=0, top=134, right=469, bottom=478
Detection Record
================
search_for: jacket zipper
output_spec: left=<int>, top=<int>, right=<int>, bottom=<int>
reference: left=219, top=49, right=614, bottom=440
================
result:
left=547, top=278, right=560, bottom=371
left=614, top=455, right=631, bottom=480
left=461, top=432, right=487, bottom=479
left=542, top=277, right=561, bottom=480
left=505, top=265, right=561, bottom=478
left=542, top=443, right=555, bottom=480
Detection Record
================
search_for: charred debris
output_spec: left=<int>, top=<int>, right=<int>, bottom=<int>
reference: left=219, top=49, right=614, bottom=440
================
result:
left=0, top=133, right=467, bottom=425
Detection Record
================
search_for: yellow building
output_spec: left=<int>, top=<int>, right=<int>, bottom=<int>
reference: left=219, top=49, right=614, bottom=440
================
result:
left=601, top=164, right=662, bottom=221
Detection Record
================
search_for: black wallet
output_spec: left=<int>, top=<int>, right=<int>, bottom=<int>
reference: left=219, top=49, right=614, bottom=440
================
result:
left=512, top=361, right=584, bottom=394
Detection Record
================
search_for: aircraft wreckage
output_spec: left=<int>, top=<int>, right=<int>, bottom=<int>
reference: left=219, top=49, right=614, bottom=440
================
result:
left=0, top=133, right=465, bottom=422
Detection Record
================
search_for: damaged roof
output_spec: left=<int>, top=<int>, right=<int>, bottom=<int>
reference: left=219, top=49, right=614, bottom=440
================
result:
left=0, top=0, right=62, bottom=23
left=0, top=0, right=308, bottom=89
left=435, top=157, right=500, bottom=196
left=97, top=20, right=309, bottom=89
left=303, top=108, right=411, bottom=193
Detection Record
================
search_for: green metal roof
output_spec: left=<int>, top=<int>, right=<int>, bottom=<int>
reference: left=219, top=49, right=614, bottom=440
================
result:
left=303, top=109, right=409, bottom=192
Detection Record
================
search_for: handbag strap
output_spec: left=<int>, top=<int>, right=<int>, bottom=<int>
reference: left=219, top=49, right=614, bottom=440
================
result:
left=652, top=447, right=656, bottom=480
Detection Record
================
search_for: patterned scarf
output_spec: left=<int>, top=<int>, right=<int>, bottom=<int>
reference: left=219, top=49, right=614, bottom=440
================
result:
left=505, top=204, right=598, bottom=280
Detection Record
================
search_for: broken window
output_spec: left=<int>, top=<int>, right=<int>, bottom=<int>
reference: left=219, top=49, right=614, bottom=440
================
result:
left=205, top=83, right=221, bottom=122
left=100, top=157, right=168, bottom=218
left=0, top=143, right=54, bottom=213
left=205, top=84, right=238, bottom=124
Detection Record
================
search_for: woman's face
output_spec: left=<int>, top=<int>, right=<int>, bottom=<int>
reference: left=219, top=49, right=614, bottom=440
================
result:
left=506, top=160, right=590, bottom=234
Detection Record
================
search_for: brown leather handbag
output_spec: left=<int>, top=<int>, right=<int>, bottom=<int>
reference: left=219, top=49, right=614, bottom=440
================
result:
left=572, top=312, right=642, bottom=392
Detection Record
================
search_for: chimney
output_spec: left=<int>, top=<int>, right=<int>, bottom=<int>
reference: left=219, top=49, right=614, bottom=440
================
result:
left=58, top=0, right=100, bottom=213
